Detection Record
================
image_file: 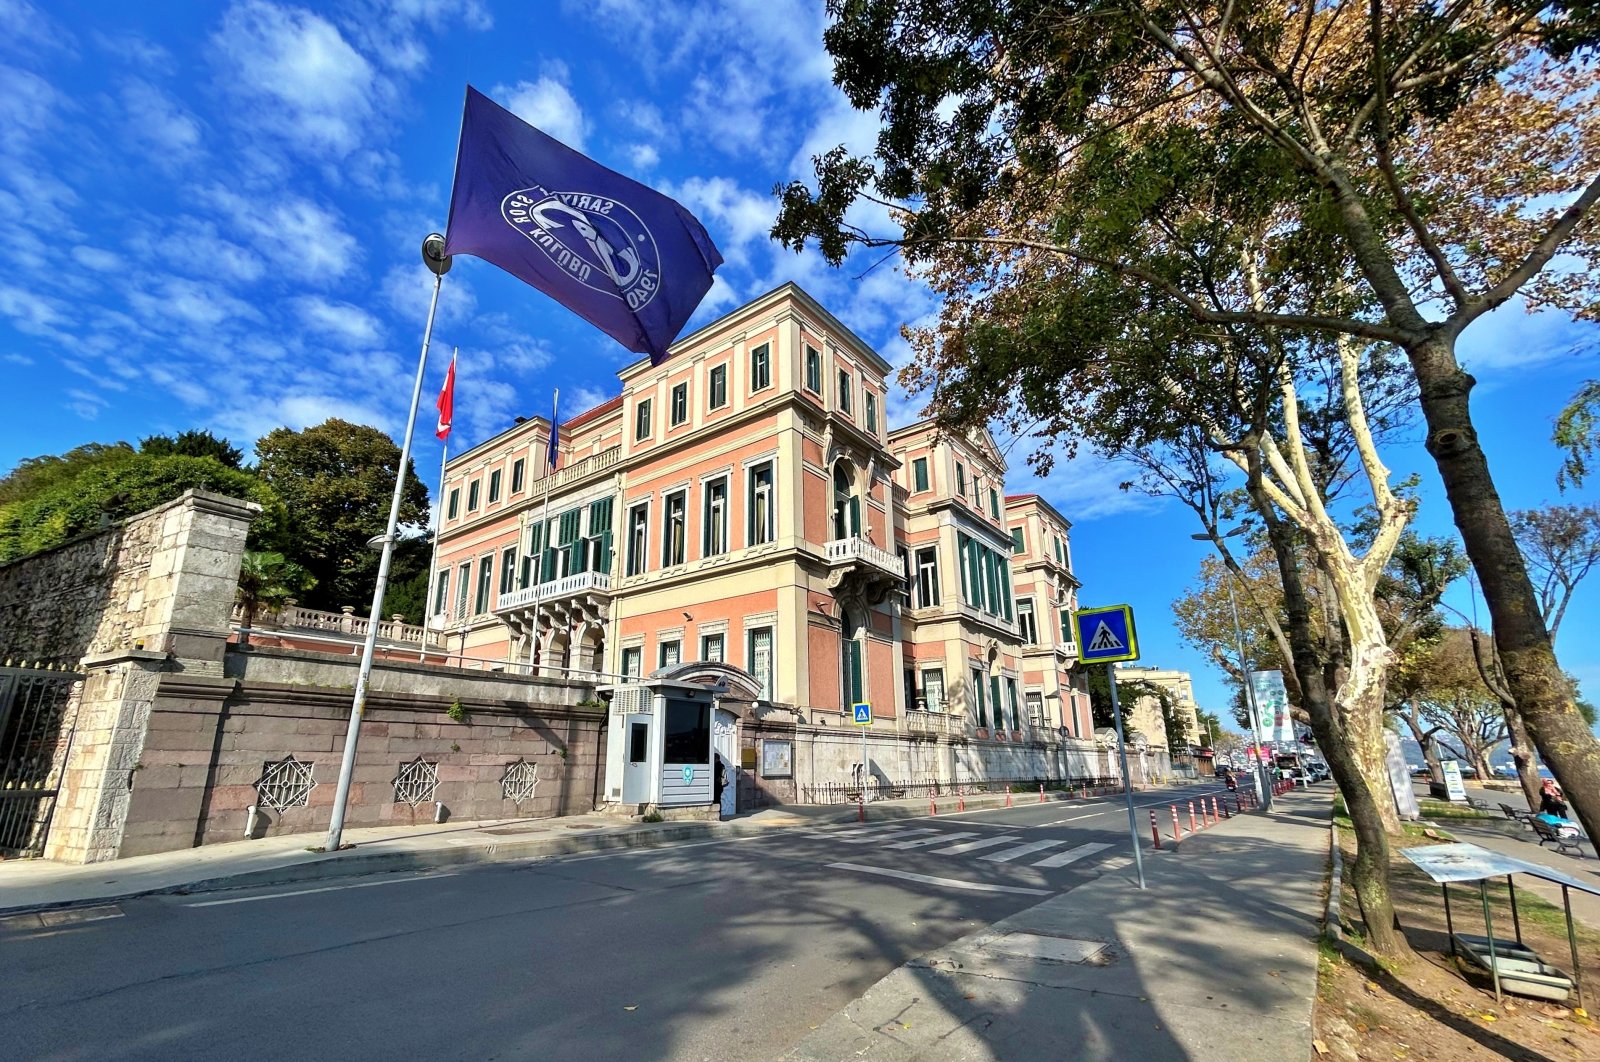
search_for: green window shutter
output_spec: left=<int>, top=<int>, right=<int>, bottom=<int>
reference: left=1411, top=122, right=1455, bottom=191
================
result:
left=972, top=670, right=987, bottom=728
left=847, top=640, right=864, bottom=705
left=599, top=531, right=613, bottom=571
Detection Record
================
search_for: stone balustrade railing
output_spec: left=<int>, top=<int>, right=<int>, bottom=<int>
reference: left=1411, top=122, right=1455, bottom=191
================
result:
left=232, top=600, right=445, bottom=647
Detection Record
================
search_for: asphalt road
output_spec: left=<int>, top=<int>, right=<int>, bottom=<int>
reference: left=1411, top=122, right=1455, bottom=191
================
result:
left=1, top=783, right=1233, bottom=1062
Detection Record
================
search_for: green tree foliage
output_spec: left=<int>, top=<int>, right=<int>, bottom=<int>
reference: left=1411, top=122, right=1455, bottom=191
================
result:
left=0, top=451, right=284, bottom=562
left=255, top=419, right=430, bottom=615
left=0, top=442, right=136, bottom=506
left=139, top=429, right=245, bottom=469
left=236, top=551, right=317, bottom=638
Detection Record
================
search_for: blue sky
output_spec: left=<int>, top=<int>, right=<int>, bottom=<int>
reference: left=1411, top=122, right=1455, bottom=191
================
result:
left=2, top=0, right=1597, bottom=724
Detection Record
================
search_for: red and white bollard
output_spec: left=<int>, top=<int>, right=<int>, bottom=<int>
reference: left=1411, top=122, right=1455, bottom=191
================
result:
left=1171, top=805, right=1183, bottom=841
left=1210, top=796, right=1221, bottom=822
left=958, top=794, right=966, bottom=812
left=1006, top=788, right=1013, bottom=808
left=858, top=793, right=866, bottom=823
left=930, top=797, right=938, bottom=816
left=1039, top=783, right=1046, bottom=804
left=1188, top=801, right=1199, bottom=834
left=1150, top=810, right=1162, bottom=850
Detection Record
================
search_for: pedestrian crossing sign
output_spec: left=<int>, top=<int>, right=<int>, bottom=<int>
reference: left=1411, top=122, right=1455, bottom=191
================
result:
left=1073, top=605, right=1140, bottom=664
left=853, top=702, right=872, bottom=726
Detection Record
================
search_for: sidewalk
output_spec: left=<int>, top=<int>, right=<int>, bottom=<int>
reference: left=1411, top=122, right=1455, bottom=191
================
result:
left=0, top=783, right=1204, bottom=916
left=786, top=789, right=1332, bottom=1062
left=1427, top=814, right=1600, bottom=931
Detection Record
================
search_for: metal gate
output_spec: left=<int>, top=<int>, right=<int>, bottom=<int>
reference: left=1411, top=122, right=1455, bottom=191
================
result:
left=0, top=663, right=82, bottom=857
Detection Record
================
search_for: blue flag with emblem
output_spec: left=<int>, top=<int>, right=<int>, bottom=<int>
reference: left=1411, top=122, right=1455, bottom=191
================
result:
left=443, top=86, right=724, bottom=364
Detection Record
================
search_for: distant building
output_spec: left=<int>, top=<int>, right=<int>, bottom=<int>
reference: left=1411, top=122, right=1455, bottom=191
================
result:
left=1114, top=665, right=1202, bottom=753
left=429, top=283, right=1101, bottom=804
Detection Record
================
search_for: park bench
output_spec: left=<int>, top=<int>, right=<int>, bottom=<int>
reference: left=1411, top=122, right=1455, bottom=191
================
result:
left=1451, top=933, right=1574, bottom=1002
left=1530, top=818, right=1586, bottom=857
left=1499, top=803, right=1535, bottom=828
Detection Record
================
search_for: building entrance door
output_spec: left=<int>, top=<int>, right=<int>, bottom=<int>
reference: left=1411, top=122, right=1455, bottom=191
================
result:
left=621, top=715, right=651, bottom=804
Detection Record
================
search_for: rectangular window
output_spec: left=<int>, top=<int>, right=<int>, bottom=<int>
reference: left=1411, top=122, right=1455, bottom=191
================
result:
left=748, top=627, right=773, bottom=700
left=748, top=461, right=775, bottom=545
left=628, top=719, right=648, bottom=761
left=955, top=463, right=966, bottom=496
left=991, top=674, right=1004, bottom=729
left=912, top=457, right=929, bottom=492
left=1026, top=690, right=1044, bottom=729
left=433, top=568, right=450, bottom=615
left=658, top=638, right=681, bottom=669
left=467, top=479, right=481, bottom=512
left=454, top=562, right=470, bottom=618
left=844, top=637, right=863, bottom=706
left=488, top=469, right=502, bottom=504
left=837, top=369, right=852, bottom=414
left=971, top=667, right=988, bottom=729
left=701, top=632, right=724, bottom=662
left=670, top=382, right=688, bottom=426
left=749, top=342, right=771, bottom=391
left=498, top=546, right=517, bottom=596
left=708, top=364, right=727, bottom=409
left=511, top=458, right=526, bottom=494
left=989, top=487, right=1000, bottom=519
left=662, top=701, right=709, bottom=764
left=1018, top=598, right=1037, bottom=645
left=915, top=546, right=940, bottom=609
left=703, top=476, right=728, bottom=557
left=921, top=668, right=946, bottom=711
left=626, top=503, right=650, bottom=576
left=1006, top=678, right=1021, bottom=731
left=587, top=497, right=614, bottom=574
left=524, top=523, right=544, bottom=587
left=972, top=474, right=982, bottom=508
left=1061, top=609, right=1073, bottom=643
left=621, top=646, right=643, bottom=679
left=662, top=490, right=687, bottom=567
left=447, top=487, right=460, bottom=520
left=1010, top=527, right=1025, bottom=553
left=475, top=555, right=493, bottom=614
left=805, top=345, right=822, bottom=394
left=1055, top=536, right=1064, bottom=564
left=635, top=398, right=653, bottom=441
left=865, top=392, right=877, bottom=434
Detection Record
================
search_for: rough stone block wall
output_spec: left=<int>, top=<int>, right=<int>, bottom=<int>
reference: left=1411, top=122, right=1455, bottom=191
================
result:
left=109, top=649, right=607, bottom=858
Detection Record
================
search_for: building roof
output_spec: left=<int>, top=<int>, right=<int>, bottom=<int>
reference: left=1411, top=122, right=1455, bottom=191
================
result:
left=1003, top=492, right=1073, bottom=530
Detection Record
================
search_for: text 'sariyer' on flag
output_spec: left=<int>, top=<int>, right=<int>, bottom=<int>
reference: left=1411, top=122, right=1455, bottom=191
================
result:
left=442, top=86, right=723, bottom=364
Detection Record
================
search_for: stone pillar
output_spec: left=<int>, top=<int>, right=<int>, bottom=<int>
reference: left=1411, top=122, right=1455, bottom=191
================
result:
left=139, top=490, right=261, bottom=674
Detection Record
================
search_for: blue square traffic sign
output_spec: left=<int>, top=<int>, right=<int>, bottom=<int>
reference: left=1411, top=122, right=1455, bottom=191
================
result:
left=852, top=702, right=872, bottom=726
left=1073, top=605, right=1140, bottom=664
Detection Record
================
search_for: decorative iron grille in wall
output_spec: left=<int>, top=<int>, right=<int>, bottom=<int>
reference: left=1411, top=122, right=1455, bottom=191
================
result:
left=502, top=760, right=540, bottom=805
left=393, top=758, right=439, bottom=807
left=253, top=756, right=316, bottom=811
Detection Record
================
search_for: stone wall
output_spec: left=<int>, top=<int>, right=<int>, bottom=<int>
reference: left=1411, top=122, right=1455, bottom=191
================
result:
left=0, top=490, right=259, bottom=665
left=112, top=646, right=606, bottom=857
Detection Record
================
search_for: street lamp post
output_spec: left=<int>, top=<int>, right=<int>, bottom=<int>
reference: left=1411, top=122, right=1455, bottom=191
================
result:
left=1193, top=530, right=1274, bottom=811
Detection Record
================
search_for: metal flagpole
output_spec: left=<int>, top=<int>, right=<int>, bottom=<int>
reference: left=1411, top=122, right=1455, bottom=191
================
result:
left=1226, top=578, right=1273, bottom=810
left=1107, top=663, right=1147, bottom=890
left=325, top=234, right=452, bottom=852
left=418, top=349, right=455, bottom=662
left=528, top=390, right=558, bottom=673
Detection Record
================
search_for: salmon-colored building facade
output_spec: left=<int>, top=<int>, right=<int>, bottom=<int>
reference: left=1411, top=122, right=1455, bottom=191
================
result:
left=430, top=284, right=1101, bottom=798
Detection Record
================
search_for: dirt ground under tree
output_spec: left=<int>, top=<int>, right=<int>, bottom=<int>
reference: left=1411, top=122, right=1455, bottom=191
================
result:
left=1314, top=824, right=1600, bottom=1062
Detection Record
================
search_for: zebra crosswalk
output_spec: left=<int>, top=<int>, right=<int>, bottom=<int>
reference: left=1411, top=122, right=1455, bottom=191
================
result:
left=818, top=824, right=1114, bottom=871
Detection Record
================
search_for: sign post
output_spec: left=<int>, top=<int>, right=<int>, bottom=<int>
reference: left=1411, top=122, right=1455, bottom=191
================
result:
left=1073, top=604, right=1147, bottom=890
left=853, top=701, right=872, bottom=804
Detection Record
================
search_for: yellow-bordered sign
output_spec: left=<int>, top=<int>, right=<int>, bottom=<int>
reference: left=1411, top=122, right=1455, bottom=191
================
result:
left=1073, top=604, right=1140, bottom=664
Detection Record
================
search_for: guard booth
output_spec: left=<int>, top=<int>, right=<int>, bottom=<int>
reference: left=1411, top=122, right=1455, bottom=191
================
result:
left=601, top=663, right=761, bottom=810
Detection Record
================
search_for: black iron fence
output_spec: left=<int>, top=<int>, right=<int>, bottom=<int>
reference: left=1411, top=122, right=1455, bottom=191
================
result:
left=800, top=776, right=1128, bottom=805
left=0, top=662, right=82, bottom=857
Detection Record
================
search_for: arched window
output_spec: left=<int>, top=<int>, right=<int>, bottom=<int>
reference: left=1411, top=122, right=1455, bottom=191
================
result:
left=832, top=461, right=860, bottom=540
left=841, top=608, right=864, bottom=708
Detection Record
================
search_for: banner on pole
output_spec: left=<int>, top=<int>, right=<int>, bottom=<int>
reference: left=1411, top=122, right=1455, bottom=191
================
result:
left=443, top=86, right=723, bottom=364
left=1248, top=670, right=1294, bottom=744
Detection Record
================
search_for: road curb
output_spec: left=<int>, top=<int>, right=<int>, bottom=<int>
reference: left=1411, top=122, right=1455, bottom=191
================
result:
left=1325, top=820, right=1345, bottom=941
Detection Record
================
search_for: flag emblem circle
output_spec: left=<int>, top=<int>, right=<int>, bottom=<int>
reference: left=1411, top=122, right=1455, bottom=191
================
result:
left=502, top=186, right=663, bottom=311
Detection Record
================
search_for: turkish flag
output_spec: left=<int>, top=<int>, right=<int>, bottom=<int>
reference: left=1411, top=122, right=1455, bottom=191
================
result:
left=435, top=352, right=456, bottom=440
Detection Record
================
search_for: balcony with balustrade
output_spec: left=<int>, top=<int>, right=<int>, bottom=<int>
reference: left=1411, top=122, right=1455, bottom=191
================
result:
left=823, top=535, right=904, bottom=608
left=494, top=570, right=612, bottom=647
left=231, top=600, right=446, bottom=649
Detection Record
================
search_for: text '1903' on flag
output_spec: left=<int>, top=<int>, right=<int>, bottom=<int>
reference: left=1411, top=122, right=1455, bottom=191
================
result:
left=442, top=86, right=723, bottom=365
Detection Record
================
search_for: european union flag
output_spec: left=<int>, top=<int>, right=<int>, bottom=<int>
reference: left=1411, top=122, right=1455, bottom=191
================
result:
left=443, top=86, right=723, bottom=364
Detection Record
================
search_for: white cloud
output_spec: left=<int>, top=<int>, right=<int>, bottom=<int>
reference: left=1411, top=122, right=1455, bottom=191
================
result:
left=627, top=143, right=660, bottom=171
left=496, top=76, right=587, bottom=151
left=211, top=1, right=378, bottom=156
left=293, top=296, right=383, bottom=346
left=1456, top=298, right=1591, bottom=375
left=564, top=386, right=615, bottom=418
left=200, top=186, right=361, bottom=281
left=65, top=387, right=107, bottom=420
left=70, top=246, right=124, bottom=272
left=120, top=80, right=203, bottom=165
left=4, top=352, right=35, bottom=365
left=126, top=277, right=264, bottom=331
